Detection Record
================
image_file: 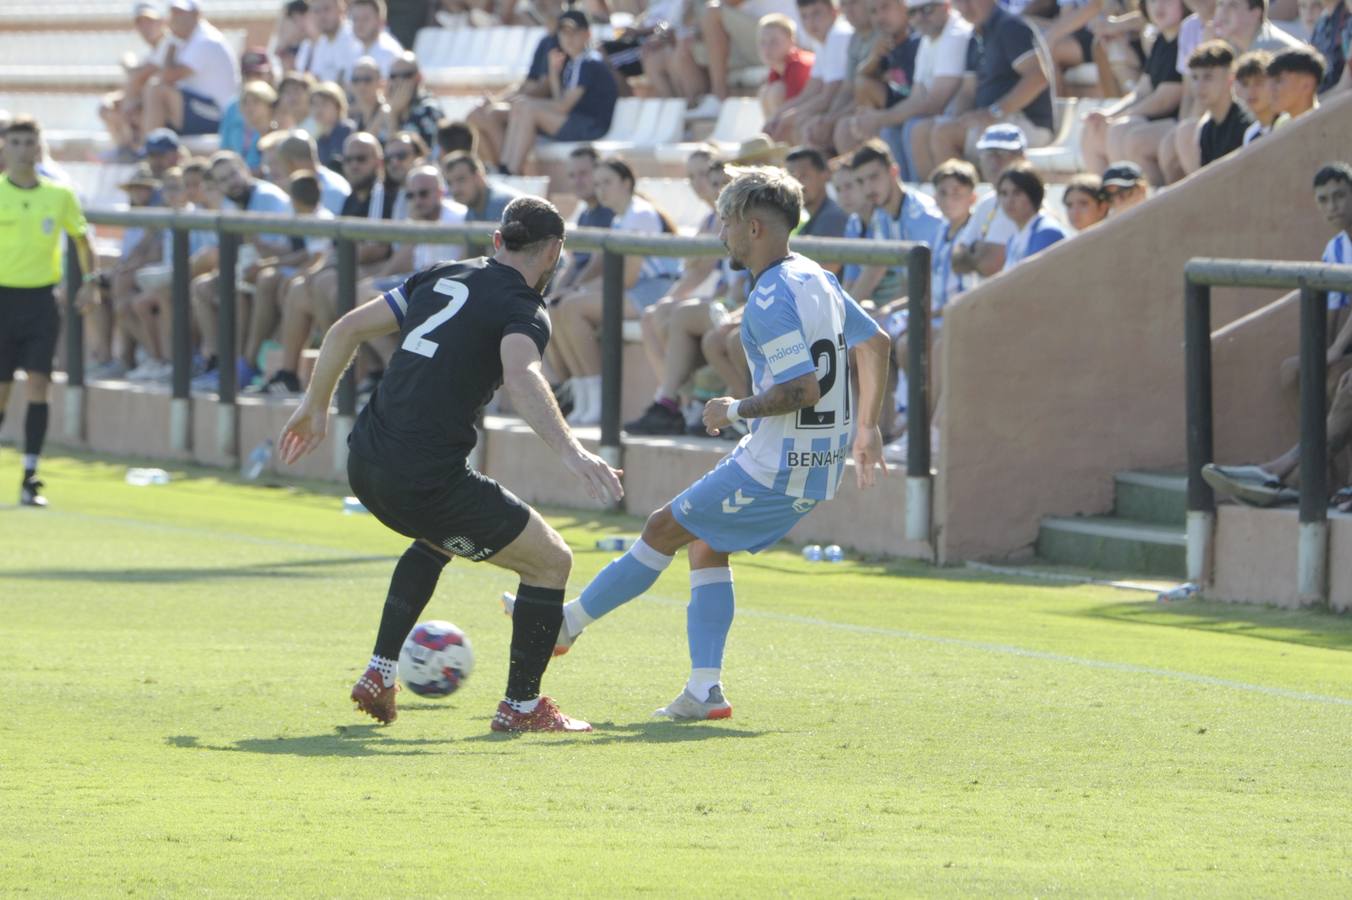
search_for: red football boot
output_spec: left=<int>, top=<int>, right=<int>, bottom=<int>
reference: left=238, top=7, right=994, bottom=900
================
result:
left=351, top=667, right=399, bottom=724
left=490, top=696, right=592, bottom=733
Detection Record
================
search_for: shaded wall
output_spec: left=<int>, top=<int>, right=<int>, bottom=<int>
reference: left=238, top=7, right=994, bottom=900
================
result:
left=936, top=94, right=1352, bottom=562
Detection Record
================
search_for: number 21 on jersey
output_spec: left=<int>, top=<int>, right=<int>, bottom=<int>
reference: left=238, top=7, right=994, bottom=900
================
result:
left=402, top=278, right=468, bottom=359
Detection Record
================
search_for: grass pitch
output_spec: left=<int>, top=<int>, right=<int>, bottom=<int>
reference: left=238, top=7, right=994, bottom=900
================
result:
left=3, top=451, right=1352, bottom=897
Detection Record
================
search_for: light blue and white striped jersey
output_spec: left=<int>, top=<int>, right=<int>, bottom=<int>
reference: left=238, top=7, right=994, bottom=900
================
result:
left=867, top=190, right=945, bottom=264
left=1322, top=231, right=1351, bottom=310
left=731, top=253, right=886, bottom=501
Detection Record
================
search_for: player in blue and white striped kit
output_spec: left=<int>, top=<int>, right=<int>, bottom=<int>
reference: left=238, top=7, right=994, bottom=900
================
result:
left=505, top=167, right=893, bottom=720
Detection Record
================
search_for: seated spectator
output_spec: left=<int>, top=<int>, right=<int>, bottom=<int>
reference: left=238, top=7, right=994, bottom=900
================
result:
left=812, top=0, right=880, bottom=151
left=1233, top=50, right=1280, bottom=144
left=1036, top=0, right=1110, bottom=80
left=276, top=71, right=315, bottom=130
left=1212, top=0, right=1308, bottom=51
left=838, top=0, right=970, bottom=176
left=296, top=0, right=364, bottom=83
left=765, top=0, right=857, bottom=147
left=221, top=81, right=281, bottom=173
left=498, top=11, right=619, bottom=175
left=951, top=124, right=1029, bottom=281
left=272, top=0, right=315, bottom=74
left=548, top=146, right=615, bottom=299
left=1101, top=159, right=1151, bottom=213
left=845, top=139, right=944, bottom=302
left=141, top=0, right=241, bottom=138
left=441, top=151, right=525, bottom=221
left=351, top=0, right=406, bottom=75
left=1309, top=0, right=1349, bottom=93
left=614, top=0, right=707, bottom=102
left=215, top=50, right=275, bottom=157
left=348, top=57, right=394, bottom=140
left=436, top=119, right=478, bottom=158
left=929, top=0, right=1055, bottom=161
left=1061, top=172, right=1110, bottom=230
left=270, top=129, right=351, bottom=212
left=469, top=0, right=565, bottom=168
left=759, top=14, right=817, bottom=116
left=88, top=165, right=164, bottom=381
left=309, top=80, right=355, bottom=171
left=100, top=2, right=172, bottom=159
left=1155, top=0, right=1217, bottom=182
left=552, top=158, right=682, bottom=425
left=698, top=0, right=808, bottom=100
left=1202, top=162, right=1352, bottom=507
left=929, top=158, right=980, bottom=310
left=998, top=163, right=1068, bottom=270
left=382, top=130, right=429, bottom=223
left=384, top=53, right=442, bottom=152
left=1090, top=0, right=1149, bottom=97
left=1081, top=0, right=1187, bottom=184
left=1268, top=46, right=1328, bottom=125
left=1187, top=41, right=1256, bottom=168
left=787, top=146, right=851, bottom=248
left=143, top=128, right=184, bottom=177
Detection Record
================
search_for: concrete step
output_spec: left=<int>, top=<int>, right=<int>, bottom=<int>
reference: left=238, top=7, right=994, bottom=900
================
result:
left=1036, top=515, right=1186, bottom=579
left=1113, top=469, right=1187, bottom=527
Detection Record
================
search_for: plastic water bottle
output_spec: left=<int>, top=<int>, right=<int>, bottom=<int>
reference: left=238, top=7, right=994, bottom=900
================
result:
left=1157, top=583, right=1200, bottom=603
left=596, top=535, right=636, bottom=552
left=342, top=496, right=368, bottom=515
left=802, top=544, right=823, bottom=562
left=241, top=439, right=274, bottom=481
left=125, top=467, right=170, bottom=486
left=824, top=544, right=844, bottom=563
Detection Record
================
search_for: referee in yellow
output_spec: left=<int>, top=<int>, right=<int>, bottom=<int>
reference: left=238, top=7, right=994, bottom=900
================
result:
left=0, top=116, right=99, bottom=507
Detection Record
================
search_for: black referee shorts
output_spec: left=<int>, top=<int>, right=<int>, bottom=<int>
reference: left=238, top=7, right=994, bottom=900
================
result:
left=347, top=451, right=532, bottom=562
left=0, top=285, right=60, bottom=382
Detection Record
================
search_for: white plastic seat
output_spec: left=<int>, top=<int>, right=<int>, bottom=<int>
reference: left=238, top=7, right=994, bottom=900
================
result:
left=536, top=97, right=686, bottom=163
left=636, top=177, right=711, bottom=235
left=656, top=97, right=766, bottom=165
left=419, top=26, right=546, bottom=89
left=490, top=175, right=550, bottom=198
left=0, top=29, right=246, bottom=89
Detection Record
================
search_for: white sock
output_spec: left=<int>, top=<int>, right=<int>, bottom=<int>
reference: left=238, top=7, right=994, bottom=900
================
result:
left=582, top=375, right=602, bottom=421
left=22, top=453, right=38, bottom=472
left=368, top=654, right=397, bottom=688
left=686, top=668, right=721, bottom=702
left=562, top=599, right=594, bottom=638
left=506, top=696, right=540, bottom=714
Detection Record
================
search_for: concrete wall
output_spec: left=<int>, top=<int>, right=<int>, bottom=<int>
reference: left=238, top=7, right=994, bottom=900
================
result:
left=936, top=93, right=1352, bottom=562
left=1212, top=505, right=1352, bottom=611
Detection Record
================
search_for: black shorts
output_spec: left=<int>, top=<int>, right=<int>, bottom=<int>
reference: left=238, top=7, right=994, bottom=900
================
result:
left=0, top=285, right=60, bottom=382
left=347, top=451, right=532, bottom=561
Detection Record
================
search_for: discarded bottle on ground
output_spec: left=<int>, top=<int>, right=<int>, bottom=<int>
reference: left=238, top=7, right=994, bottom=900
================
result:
left=1157, top=583, right=1200, bottom=603
left=824, top=544, right=844, bottom=563
left=342, top=496, right=368, bottom=515
left=802, top=544, right=823, bottom=562
left=125, top=467, right=170, bottom=486
left=241, top=439, right=274, bottom=481
left=596, top=536, right=636, bottom=552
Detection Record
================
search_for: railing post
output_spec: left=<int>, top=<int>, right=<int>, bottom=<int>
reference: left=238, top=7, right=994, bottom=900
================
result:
left=904, top=245, right=932, bottom=545
left=599, top=248, right=624, bottom=483
left=216, top=228, right=239, bottom=461
left=1297, top=285, right=1329, bottom=606
left=1184, top=278, right=1214, bottom=586
left=169, top=227, right=192, bottom=452
left=62, top=237, right=85, bottom=441
left=331, top=237, right=358, bottom=475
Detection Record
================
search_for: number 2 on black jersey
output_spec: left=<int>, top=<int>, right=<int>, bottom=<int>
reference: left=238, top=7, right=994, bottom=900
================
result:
left=402, top=279, right=469, bottom=359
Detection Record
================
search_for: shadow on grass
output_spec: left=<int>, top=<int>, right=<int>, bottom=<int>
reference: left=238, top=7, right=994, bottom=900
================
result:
left=165, top=725, right=450, bottom=757
left=1080, top=598, right=1352, bottom=653
left=461, top=720, right=768, bottom=747
left=4, top=554, right=397, bottom=584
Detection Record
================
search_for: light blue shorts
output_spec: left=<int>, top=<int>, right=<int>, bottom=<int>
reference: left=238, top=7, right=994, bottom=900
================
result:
left=628, top=274, right=679, bottom=313
left=670, top=455, right=818, bottom=554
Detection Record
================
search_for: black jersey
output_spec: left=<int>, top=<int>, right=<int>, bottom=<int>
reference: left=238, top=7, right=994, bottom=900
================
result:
left=348, top=257, right=551, bottom=484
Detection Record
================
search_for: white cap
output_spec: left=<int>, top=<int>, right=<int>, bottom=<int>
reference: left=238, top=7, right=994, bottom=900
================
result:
left=169, top=0, right=201, bottom=12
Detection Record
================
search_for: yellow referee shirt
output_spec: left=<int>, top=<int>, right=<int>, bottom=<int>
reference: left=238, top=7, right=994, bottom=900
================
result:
left=0, top=174, right=88, bottom=289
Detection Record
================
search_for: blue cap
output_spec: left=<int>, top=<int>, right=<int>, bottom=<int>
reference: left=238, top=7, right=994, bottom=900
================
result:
left=144, top=127, right=181, bottom=155
left=975, top=123, right=1027, bottom=152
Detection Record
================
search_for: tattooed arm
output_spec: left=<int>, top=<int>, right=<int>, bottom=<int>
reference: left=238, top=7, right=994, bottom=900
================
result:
left=701, top=371, right=820, bottom=436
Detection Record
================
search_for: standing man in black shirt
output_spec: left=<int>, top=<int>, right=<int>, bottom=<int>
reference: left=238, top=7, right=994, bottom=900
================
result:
left=279, top=197, right=622, bottom=733
left=1189, top=41, right=1253, bottom=169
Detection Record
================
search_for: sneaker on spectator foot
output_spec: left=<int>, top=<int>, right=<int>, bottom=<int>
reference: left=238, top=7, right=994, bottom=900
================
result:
left=88, top=359, right=128, bottom=381
left=624, top=401, right=686, bottom=435
left=490, top=696, right=592, bottom=733
left=190, top=368, right=220, bottom=393
left=1201, top=464, right=1296, bottom=508
left=684, top=95, right=722, bottom=121
left=653, top=685, right=732, bottom=721
left=246, top=370, right=302, bottom=396
left=19, top=477, right=47, bottom=508
left=500, top=591, right=576, bottom=656
left=351, top=666, right=399, bottom=724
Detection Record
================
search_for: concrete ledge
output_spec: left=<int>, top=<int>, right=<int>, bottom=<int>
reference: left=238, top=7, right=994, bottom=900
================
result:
left=1212, top=504, right=1352, bottom=610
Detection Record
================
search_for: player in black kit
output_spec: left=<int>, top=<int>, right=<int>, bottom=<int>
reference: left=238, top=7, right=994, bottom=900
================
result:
left=278, top=197, right=623, bottom=733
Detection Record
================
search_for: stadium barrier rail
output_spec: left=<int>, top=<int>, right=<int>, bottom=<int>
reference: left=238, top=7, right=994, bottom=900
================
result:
left=1184, top=257, right=1352, bottom=606
left=74, top=209, right=932, bottom=541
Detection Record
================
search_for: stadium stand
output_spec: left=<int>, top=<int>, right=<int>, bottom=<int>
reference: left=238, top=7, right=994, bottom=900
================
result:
left=656, top=97, right=766, bottom=164
left=534, top=97, right=686, bottom=162
left=0, top=0, right=276, bottom=25
left=0, top=28, right=246, bottom=88
left=413, top=25, right=546, bottom=89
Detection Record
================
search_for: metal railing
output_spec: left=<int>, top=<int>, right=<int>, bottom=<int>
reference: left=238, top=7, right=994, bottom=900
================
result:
left=1184, top=257, right=1352, bottom=606
left=72, top=209, right=933, bottom=540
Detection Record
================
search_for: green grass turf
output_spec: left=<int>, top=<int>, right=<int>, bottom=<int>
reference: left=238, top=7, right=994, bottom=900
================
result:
left=3, top=451, right=1352, bottom=897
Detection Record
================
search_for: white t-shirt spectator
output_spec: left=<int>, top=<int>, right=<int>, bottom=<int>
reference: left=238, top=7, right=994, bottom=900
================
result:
left=303, top=207, right=335, bottom=255
left=615, top=196, right=681, bottom=281
left=915, top=13, right=973, bottom=90
left=958, top=190, right=1018, bottom=255
left=412, top=201, right=470, bottom=271
left=297, top=20, right=364, bottom=83
left=807, top=17, right=855, bottom=84
left=358, top=31, right=405, bottom=77
left=173, top=20, right=240, bottom=109
left=1324, top=231, right=1351, bottom=311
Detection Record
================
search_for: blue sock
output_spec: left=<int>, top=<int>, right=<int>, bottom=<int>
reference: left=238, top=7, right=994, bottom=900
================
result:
left=687, top=567, right=735, bottom=672
left=568, top=538, right=674, bottom=632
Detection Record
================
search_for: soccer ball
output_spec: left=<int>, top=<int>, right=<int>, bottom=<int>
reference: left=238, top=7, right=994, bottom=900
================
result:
left=398, top=620, right=474, bottom=697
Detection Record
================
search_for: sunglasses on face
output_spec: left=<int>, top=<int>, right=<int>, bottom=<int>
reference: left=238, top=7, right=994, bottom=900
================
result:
left=344, top=154, right=373, bottom=163
left=389, top=70, right=417, bottom=80
left=406, top=188, right=436, bottom=199
left=350, top=74, right=376, bottom=84
left=279, top=44, right=302, bottom=55
left=386, top=150, right=413, bottom=162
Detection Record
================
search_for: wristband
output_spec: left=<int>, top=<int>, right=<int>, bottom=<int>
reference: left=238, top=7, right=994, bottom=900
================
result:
left=726, top=399, right=744, bottom=423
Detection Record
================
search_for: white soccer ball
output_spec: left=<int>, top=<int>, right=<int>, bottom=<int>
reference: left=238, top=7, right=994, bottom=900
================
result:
left=398, top=620, right=474, bottom=697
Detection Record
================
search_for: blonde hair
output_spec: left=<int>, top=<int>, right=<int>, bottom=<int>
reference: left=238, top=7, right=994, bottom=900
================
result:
left=310, top=80, right=349, bottom=118
left=758, top=12, right=797, bottom=41
left=716, top=165, right=803, bottom=232
left=242, top=80, right=278, bottom=106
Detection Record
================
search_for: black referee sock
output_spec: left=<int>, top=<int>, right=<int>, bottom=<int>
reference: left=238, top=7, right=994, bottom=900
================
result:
left=505, top=584, right=565, bottom=704
left=372, top=541, right=450, bottom=661
left=23, top=403, right=48, bottom=480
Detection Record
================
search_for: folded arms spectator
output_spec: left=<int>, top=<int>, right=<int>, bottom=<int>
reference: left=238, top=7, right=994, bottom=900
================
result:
left=142, top=0, right=241, bottom=137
